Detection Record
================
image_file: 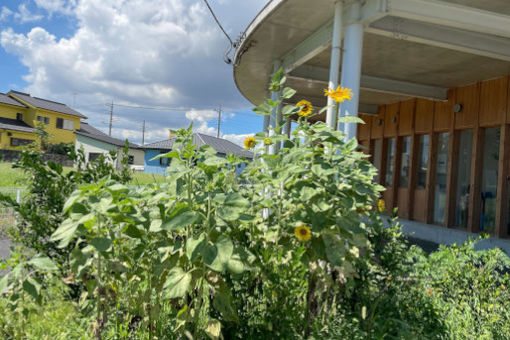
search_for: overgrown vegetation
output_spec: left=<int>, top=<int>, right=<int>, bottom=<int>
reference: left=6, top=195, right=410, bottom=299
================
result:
left=0, top=71, right=508, bottom=339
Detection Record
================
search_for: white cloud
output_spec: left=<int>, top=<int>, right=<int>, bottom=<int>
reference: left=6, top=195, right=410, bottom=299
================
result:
left=186, top=109, right=219, bottom=136
left=222, top=133, right=253, bottom=147
left=34, top=0, right=76, bottom=16
left=13, top=4, right=43, bottom=23
left=0, top=0, right=267, bottom=143
left=0, top=7, right=13, bottom=22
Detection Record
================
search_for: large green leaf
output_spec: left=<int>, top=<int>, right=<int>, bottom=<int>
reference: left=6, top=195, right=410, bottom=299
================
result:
left=162, top=210, right=199, bottom=231
left=0, top=275, right=9, bottom=293
left=213, top=283, right=238, bottom=322
left=23, top=277, right=41, bottom=300
left=186, top=234, right=207, bottom=262
left=281, top=87, right=296, bottom=100
left=90, top=237, right=112, bottom=252
left=28, top=255, right=58, bottom=271
left=50, top=219, right=79, bottom=248
left=204, top=156, right=226, bottom=167
left=322, top=231, right=346, bottom=267
left=216, top=193, right=250, bottom=221
left=163, top=267, right=192, bottom=299
left=337, top=116, right=365, bottom=124
left=203, top=236, right=233, bottom=272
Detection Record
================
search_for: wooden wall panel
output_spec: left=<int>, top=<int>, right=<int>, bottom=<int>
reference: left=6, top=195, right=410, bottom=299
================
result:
left=384, top=103, right=399, bottom=137
left=399, top=99, right=415, bottom=136
left=415, top=99, right=434, bottom=134
left=358, top=114, right=372, bottom=141
left=397, top=187, right=410, bottom=218
left=495, top=124, right=510, bottom=237
left=371, top=106, right=385, bottom=139
left=434, top=90, right=455, bottom=132
left=359, top=139, right=370, bottom=155
left=455, top=84, right=480, bottom=129
left=480, top=77, right=508, bottom=127
left=383, top=188, right=393, bottom=212
left=413, top=189, right=428, bottom=222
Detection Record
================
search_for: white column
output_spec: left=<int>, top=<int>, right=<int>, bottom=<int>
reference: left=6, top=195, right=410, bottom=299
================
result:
left=269, top=61, right=282, bottom=155
left=339, top=0, right=364, bottom=140
left=326, top=0, right=344, bottom=129
left=263, top=113, right=270, bottom=133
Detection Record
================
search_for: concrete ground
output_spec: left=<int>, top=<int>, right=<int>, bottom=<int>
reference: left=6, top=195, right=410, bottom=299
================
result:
left=0, top=238, right=12, bottom=260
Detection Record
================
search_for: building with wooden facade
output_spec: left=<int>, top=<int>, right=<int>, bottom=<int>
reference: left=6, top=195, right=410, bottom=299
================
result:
left=233, top=0, right=510, bottom=247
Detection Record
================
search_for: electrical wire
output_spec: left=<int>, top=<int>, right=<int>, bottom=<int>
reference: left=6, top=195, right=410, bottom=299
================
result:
left=201, top=0, right=234, bottom=46
left=201, top=0, right=236, bottom=64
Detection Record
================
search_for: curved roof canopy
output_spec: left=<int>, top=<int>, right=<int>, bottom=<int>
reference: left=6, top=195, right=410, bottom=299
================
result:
left=234, top=0, right=510, bottom=117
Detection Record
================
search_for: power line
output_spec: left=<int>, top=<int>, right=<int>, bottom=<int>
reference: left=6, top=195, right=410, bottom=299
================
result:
left=201, top=0, right=237, bottom=64
left=201, top=0, right=234, bottom=46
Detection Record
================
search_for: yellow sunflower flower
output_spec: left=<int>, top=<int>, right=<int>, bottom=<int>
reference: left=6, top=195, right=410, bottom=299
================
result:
left=296, top=100, right=313, bottom=117
left=294, top=226, right=312, bottom=242
left=324, top=86, right=353, bottom=103
left=378, top=199, right=385, bottom=213
left=264, top=138, right=272, bottom=146
left=244, top=136, right=256, bottom=150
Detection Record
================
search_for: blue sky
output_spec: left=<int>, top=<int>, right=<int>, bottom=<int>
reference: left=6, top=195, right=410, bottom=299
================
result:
left=0, top=0, right=267, bottom=145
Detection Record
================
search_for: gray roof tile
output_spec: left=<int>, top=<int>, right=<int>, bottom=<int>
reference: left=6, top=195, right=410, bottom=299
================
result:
left=0, top=93, right=27, bottom=108
left=0, top=117, right=38, bottom=133
left=142, top=133, right=253, bottom=158
left=76, top=122, right=140, bottom=148
left=8, top=91, right=87, bottom=119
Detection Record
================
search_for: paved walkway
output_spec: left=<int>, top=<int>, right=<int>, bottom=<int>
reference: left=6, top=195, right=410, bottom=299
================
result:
left=0, top=238, right=12, bottom=260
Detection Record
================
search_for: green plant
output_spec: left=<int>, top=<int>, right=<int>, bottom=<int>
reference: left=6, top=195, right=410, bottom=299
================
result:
left=0, top=146, right=132, bottom=270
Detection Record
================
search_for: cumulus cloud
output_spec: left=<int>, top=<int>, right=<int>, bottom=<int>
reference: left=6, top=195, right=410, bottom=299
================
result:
left=0, top=0, right=266, bottom=143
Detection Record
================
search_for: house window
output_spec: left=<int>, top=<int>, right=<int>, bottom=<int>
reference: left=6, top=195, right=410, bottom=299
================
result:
left=16, top=113, right=23, bottom=121
left=56, top=118, right=74, bottom=130
left=128, top=155, right=134, bottom=165
left=37, top=116, right=50, bottom=124
left=160, top=152, right=171, bottom=167
left=372, top=139, right=382, bottom=183
left=480, top=127, right=500, bottom=233
left=399, top=136, right=411, bottom=187
left=385, top=138, right=395, bottom=186
left=89, top=152, right=101, bottom=162
left=10, top=137, right=34, bottom=147
left=416, top=135, right=430, bottom=189
left=455, top=130, right=473, bottom=228
left=433, top=132, right=450, bottom=225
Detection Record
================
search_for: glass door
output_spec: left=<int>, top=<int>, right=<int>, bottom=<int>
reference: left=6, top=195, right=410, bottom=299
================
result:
left=455, top=130, right=473, bottom=228
left=433, top=133, right=450, bottom=225
left=480, top=127, right=500, bottom=233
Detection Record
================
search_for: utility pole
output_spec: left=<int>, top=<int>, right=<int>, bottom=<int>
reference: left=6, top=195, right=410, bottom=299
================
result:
left=216, top=104, right=222, bottom=138
left=142, top=120, right=146, bottom=145
left=108, top=100, right=114, bottom=136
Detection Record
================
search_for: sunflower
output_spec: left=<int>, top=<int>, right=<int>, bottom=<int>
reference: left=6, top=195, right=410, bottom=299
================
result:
left=244, top=136, right=256, bottom=150
left=294, top=226, right=312, bottom=242
left=378, top=199, right=385, bottom=213
left=264, top=138, right=272, bottom=146
left=296, top=100, right=313, bottom=117
left=324, top=86, right=353, bottom=103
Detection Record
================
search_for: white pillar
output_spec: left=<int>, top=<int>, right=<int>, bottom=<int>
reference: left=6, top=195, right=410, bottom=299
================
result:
left=263, top=114, right=270, bottom=133
left=326, top=0, right=344, bottom=129
left=339, top=0, right=364, bottom=140
left=269, top=61, right=282, bottom=154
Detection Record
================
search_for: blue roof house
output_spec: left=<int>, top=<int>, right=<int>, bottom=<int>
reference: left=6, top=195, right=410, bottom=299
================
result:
left=141, top=133, right=253, bottom=175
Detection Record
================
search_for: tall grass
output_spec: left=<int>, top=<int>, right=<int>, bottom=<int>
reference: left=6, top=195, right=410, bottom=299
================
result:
left=0, top=163, right=27, bottom=188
